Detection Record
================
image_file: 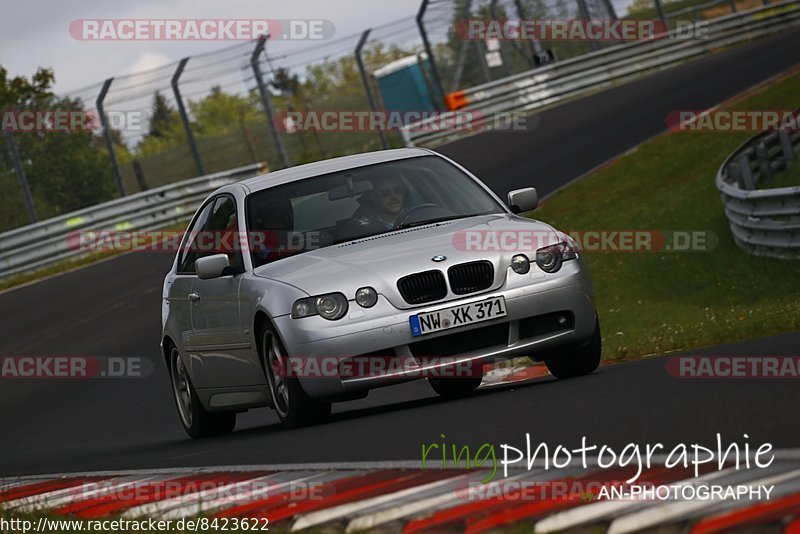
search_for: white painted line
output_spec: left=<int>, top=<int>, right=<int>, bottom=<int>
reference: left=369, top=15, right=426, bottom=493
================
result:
left=290, top=474, right=472, bottom=532
left=120, top=474, right=275, bottom=519
left=534, top=465, right=743, bottom=533
left=13, top=476, right=166, bottom=513
left=0, top=480, right=37, bottom=493
left=3, top=478, right=120, bottom=511
left=607, top=467, right=800, bottom=534
left=345, top=472, right=536, bottom=532
left=158, top=471, right=355, bottom=520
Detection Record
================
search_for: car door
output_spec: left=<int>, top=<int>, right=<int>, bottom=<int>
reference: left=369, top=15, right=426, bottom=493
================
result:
left=168, top=200, right=214, bottom=362
left=187, top=194, right=255, bottom=389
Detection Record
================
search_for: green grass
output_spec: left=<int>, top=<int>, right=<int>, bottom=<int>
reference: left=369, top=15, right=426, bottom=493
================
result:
left=757, top=159, right=800, bottom=189
left=534, top=68, right=800, bottom=360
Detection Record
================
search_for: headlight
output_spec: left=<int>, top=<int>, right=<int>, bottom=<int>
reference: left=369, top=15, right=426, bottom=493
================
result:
left=291, top=292, right=349, bottom=320
left=510, top=254, right=530, bottom=274
left=535, top=242, right=576, bottom=273
left=355, top=286, right=378, bottom=308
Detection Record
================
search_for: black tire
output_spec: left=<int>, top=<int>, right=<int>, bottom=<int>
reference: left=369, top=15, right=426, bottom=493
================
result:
left=169, top=345, right=236, bottom=439
left=259, top=324, right=331, bottom=428
left=545, top=318, right=602, bottom=379
left=428, top=360, right=483, bottom=398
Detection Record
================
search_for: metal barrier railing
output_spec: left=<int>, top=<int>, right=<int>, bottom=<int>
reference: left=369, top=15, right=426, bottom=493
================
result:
left=403, top=0, right=800, bottom=146
left=0, top=163, right=265, bottom=280
left=717, top=128, right=800, bottom=258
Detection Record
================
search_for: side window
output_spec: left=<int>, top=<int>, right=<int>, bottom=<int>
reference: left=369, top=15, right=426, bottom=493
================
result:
left=202, top=196, right=243, bottom=271
left=178, top=201, right=214, bottom=274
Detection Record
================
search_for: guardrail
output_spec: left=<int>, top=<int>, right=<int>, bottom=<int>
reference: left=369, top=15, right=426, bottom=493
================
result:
left=717, top=128, right=800, bottom=258
left=0, top=163, right=265, bottom=280
left=403, top=0, right=800, bottom=146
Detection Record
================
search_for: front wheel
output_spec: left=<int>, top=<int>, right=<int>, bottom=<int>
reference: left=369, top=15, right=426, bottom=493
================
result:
left=260, top=325, right=331, bottom=428
left=169, top=346, right=236, bottom=439
left=544, top=318, right=602, bottom=379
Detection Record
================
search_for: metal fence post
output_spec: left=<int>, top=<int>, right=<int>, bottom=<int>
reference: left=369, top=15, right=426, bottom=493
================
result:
left=251, top=35, right=291, bottom=169
left=171, top=57, right=205, bottom=177
left=4, top=132, right=38, bottom=223
left=416, top=0, right=446, bottom=110
left=355, top=29, right=389, bottom=150
left=513, top=0, right=546, bottom=62
left=755, top=141, right=771, bottom=180
left=601, top=0, right=619, bottom=19
left=576, top=0, right=601, bottom=51
left=654, top=0, right=668, bottom=22
left=474, top=41, right=492, bottom=82
left=735, top=154, right=755, bottom=189
left=96, top=78, right=126, bottom=197
left=780, top=131, right=794, bottom=166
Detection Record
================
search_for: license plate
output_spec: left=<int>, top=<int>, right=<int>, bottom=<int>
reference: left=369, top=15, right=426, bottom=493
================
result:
left=409, top=296, right=507, bottom=337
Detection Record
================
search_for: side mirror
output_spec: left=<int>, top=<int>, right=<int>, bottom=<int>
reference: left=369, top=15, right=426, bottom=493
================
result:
left=196, top=254, right=231, bottom=280
left=507, top=187, right=538, bottom=214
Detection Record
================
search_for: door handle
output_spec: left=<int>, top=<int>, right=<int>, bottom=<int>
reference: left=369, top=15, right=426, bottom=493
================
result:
left=188, top=291, right=201, bottom=302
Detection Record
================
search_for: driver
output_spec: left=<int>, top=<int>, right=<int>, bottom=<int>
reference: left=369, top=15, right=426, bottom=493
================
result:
left=356, top=175, right=409, bottom=230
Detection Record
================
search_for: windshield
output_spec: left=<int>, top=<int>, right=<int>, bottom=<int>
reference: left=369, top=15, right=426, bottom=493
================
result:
left=246, top=155, right=504, bottom=268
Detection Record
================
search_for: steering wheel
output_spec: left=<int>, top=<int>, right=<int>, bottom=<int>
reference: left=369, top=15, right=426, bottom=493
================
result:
left=394, top=204, right=443, bottom=227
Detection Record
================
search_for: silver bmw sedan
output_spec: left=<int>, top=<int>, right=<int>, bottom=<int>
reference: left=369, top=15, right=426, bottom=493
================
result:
left=161, top=148, right=600, bottom=438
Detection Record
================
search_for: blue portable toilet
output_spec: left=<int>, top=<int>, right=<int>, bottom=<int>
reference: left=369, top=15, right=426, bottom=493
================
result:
left=373, top=54, right=436, bottom=112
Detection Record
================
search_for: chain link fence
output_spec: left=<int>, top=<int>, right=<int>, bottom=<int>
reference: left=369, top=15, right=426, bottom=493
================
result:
left=1, top=0, right=764, bottom=233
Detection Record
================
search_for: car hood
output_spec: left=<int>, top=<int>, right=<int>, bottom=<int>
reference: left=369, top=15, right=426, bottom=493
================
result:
left=253, top=214, right=563, bottom=309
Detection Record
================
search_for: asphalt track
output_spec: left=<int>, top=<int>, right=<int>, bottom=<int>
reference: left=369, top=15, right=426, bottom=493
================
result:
left=2, top=29, right=800, bottom=477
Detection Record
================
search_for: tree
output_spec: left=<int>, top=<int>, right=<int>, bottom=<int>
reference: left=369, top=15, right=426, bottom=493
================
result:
left=271, top=68, right=300, bottom=97
left=0, top=65, right=117, bottom=230
left=148, top=91, right=176, bottom=138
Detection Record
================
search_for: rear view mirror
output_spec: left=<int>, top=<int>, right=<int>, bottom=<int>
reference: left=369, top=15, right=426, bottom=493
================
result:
left=196, top=254, right=231, bottom=280
left=328, top=180, right=373, bottom=200
left=507, top=187, right=538, bottom=214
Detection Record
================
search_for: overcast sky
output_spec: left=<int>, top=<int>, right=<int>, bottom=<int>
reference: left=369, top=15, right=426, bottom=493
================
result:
left=0, top=0, right=424, bottom=94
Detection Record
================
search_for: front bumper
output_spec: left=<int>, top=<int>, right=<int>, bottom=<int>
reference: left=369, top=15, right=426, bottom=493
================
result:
left=274, top=259, right=596, bottom=400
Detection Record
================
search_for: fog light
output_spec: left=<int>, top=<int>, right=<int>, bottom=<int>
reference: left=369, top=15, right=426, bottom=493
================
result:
left=557, top=315, right=568, bottom=326
left=355, top=286, right=378, bottom=308
left=510, top=254, right=530, bottom=274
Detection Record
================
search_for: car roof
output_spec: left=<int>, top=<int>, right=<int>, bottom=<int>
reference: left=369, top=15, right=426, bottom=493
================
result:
left=239, top=148, right=435, bottom=193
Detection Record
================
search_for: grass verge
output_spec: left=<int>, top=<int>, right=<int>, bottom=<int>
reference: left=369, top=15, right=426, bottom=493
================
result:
left=534, top=67, right=800, bottom=360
